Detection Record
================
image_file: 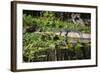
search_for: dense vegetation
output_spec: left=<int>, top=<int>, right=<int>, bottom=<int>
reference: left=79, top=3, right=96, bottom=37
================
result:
left=23, top=11, right=91, bottom=33
left=23, top=11, right=91, bottom=62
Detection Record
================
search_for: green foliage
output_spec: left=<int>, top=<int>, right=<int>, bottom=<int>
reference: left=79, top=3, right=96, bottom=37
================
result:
left=23, top=14, right=34, bottom=27
left=23, top=11, right=90, bottom=33
left=23, top=32, right=91, bottom=62
left=23, top=11, right=91, bottom=62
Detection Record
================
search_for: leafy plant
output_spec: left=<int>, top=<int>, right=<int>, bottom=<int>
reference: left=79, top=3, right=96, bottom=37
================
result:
left=23, top=11, right=91, bottom=62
